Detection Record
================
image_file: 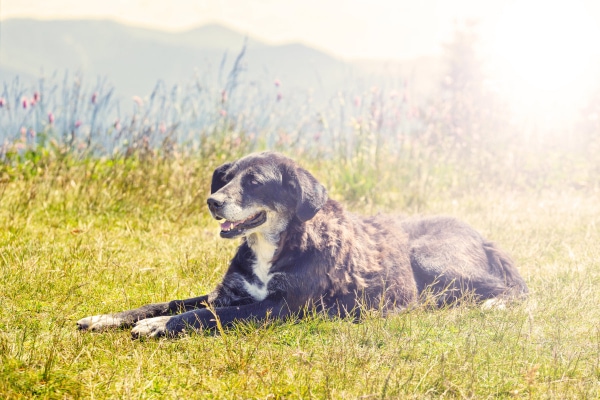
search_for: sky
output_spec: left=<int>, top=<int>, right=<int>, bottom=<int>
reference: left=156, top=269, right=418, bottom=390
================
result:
left=3, top=0, right=600, bottom=124
left=5, top=0, right=599, bottom=61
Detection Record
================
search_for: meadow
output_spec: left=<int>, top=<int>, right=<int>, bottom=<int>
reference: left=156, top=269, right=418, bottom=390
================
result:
left=1, top=144, right=599, bottom=399
left=2, top=41, right=600, bottom=397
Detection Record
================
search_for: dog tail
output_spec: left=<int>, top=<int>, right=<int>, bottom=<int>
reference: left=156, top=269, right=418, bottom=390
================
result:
left=483, top=241, right=528, bottom=298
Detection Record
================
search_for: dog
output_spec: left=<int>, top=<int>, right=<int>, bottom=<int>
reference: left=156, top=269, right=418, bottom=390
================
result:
left=77, top=151, right=528, bottom=338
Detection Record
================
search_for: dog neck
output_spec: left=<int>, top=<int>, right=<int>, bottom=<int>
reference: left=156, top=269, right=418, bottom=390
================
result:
left=247, top=229, right=287, bottom=264
left=247, top=232, right=278, bottom=265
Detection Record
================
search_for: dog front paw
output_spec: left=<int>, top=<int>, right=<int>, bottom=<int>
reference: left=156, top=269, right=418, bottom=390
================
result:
left=131, top=316, right=174, bottom=339
left=77, top=314, right=125, bottom=331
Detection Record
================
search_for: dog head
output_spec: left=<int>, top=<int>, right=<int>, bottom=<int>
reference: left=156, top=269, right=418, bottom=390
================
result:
left=207, top=152, right=328, bottom=239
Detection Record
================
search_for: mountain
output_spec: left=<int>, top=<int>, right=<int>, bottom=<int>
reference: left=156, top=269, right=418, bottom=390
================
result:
left=0, top=18, right=355, bottom=98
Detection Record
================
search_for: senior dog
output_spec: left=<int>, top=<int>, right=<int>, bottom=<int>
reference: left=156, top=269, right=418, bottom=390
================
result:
left=77, top=152, right=528, bottom=338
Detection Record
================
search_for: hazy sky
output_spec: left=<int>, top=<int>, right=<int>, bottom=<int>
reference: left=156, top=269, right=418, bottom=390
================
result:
left=3, top=1, right=600, bottom=101
left=0, top=0, right=570, bottom=60
left=4, top=0, right=600, bottom=124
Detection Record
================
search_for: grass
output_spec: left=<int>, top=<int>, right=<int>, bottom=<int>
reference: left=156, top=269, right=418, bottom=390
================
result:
left=1, top=150, right=600, bottom=399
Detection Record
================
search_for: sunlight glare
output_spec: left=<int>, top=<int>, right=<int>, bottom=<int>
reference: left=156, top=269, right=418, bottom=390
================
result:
left=492, top=0, right=597, bottom=92
left=488, top=0, right=600, bottom=126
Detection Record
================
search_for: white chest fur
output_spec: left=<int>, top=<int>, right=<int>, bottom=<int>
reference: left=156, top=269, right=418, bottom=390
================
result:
left=244, top=233, right=278, bottom=301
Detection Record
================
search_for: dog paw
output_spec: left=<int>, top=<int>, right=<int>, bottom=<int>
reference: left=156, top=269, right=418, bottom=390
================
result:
left=77, top=314, right=125, bottom=331
left=481, top=298, right=507, bottom=310
left=131, top=316, right=173, bottom=339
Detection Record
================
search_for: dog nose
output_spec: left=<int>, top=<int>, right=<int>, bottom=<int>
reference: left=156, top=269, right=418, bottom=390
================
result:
left=207, top=197, right=224, bottom=212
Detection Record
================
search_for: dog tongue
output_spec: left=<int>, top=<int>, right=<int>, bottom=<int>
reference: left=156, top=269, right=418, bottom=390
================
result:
left=221, top=221, right=233, bottom=230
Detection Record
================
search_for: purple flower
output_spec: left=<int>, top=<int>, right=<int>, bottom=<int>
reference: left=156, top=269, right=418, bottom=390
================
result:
left=22, top=97, right=28, bottom=109
left=75, top=120, right=82, bottom=129
left=91, top=92, right=98, bottom=104
left=0, top=98, right=5, bottom=108
left=276, top=92, right=283, bottom=102
left=48, top=112, right=55, bottom=124
left=33, top=91, right=40, bottom=103
left=274, top=78, right=281, bottom=87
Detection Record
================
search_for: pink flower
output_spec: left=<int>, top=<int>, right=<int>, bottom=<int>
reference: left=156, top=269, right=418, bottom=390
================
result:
left=114, top=119, right=121, bottom=130
left=20, top=127, right=27, bottom=136
left=219, top=109, right=227, bottom=117
left=74, top=120, right=82, bottom=128
left=0, top=98, right=5, bottom=108
left=33, top=91, right=40, bottom=103
left=48, top=112, right=55, bottom=124
left=276, top=92, right=283, bottom=102
left=22, top=97, right=28, bottom=109
left=274, top=78, right=281, bottom=87
left=29, top=129, right=36, bottom=138
left=91, top=92, right=98, bottom=104
left=132, top=96, right=143, bottom=107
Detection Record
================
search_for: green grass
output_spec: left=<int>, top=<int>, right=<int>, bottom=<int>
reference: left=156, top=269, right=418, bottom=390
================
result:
left=1, top=152, right=600, bottom=399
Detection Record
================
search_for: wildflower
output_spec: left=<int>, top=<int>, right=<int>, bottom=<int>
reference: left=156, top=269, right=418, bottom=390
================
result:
left=0, top=98, right=5, bottom=108
left=22, top=97, right=28, bottom=109
left=274, top=78, right=281, bottom=87
left=114, top=119, right=121, bottom=130
left=91, top=92, right=98, bottom=104
left=20, top=127, right=27, bottom=136
left=75, top=120, right=82, bottom=128
left=48, top=112, right=55, bottom=124
left=132, top=96, right=143, bottom=107
left=33, top=91, right=40, bottom=103
left=276, top=92, right=282, bottom=102
left=29, top=129, right=36, bottom=138
left=219, top=109, right=227, bottom=117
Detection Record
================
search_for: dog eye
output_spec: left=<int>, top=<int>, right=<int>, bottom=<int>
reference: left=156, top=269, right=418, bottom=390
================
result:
left=246, top=176, right=261, bottom=187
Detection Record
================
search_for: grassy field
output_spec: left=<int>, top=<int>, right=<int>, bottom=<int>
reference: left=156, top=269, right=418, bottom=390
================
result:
left=1, top=151, right=600, bottom=399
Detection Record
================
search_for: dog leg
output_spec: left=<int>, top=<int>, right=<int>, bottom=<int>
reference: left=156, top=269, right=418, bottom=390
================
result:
left=131, top=298, right=290, bottom=338
left=77, top=295, right=210, bottom=331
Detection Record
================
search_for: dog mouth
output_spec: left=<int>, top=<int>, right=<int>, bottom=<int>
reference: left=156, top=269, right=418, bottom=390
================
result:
left=219, top=211, right=267, bottom=238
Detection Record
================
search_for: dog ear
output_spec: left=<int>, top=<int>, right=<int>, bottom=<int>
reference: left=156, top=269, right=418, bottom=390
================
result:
left=285, top=165, right=328, bottom=222
left=211, top=162, right=233, bottom=194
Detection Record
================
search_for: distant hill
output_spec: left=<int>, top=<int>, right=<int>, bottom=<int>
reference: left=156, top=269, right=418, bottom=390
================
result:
left=0, top=19, right=355, bottom=97
left=0, top=18, right=441, bottom=100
